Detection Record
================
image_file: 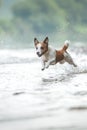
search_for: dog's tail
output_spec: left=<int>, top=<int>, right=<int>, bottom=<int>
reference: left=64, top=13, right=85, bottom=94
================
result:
left=62, top=40, right=70, bottom=51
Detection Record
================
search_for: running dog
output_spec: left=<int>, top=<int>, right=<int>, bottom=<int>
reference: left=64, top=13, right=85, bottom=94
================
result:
left=34, top=37, right=77, bottom=70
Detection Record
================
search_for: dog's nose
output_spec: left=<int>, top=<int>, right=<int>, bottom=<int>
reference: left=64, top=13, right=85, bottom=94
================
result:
left=36, top=52, right=41, bottom=57
left=37, top=52, right=40, bottom=56
left=37, top=52, right=39, bottom=55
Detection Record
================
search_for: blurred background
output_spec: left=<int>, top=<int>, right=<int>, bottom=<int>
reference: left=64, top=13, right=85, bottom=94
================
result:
left=0, top=0, right=87, bottom=48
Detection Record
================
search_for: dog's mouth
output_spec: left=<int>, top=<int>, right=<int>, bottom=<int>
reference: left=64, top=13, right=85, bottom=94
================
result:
left=37, top=54, right=41, bottom=57
left=36, top=52, right=42, bottom=57
left=36, top=50, right=48, bottom=57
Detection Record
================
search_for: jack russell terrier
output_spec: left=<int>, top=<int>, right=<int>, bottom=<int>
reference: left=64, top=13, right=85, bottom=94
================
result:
left=34, top=37, right=77, bottom=70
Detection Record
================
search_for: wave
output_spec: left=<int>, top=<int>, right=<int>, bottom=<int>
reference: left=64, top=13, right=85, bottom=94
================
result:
left=0, top=47, right=87, bottom=76
left=0, top=49, right=37, bottom=64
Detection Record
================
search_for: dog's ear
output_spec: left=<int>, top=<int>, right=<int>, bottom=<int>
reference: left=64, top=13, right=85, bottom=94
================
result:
left=43, top=37, right=49, bottom=44
left=34, top=38, right=39, bottom=46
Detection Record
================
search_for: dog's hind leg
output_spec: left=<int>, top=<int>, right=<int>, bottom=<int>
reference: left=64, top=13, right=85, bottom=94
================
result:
left=64, top=52, right=77, bottom=67
left=67, top=59, right=77, bottom=67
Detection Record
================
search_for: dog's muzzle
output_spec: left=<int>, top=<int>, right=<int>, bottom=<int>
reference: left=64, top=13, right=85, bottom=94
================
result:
left=36, top=50, right=48, bottom=57
left=36, top=52, right=42, bottom=57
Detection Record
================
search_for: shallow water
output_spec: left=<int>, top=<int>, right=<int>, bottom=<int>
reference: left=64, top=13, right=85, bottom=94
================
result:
left=0, top=47, right=87, bottom=130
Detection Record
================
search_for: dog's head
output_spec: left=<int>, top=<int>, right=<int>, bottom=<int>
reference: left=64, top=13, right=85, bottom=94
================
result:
left=34, top=37, right=48, bottom=57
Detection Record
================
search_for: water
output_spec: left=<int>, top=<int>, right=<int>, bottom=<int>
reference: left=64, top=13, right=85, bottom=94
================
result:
left=0, top=46, right=87, bottom=130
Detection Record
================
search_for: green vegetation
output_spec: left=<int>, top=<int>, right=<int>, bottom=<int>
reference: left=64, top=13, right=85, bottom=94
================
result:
left=0, top=0, right=2, bottom=5
left=0, top=0, right=87, bottom=47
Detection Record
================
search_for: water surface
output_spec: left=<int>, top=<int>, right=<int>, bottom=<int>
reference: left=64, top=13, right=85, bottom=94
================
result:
left=0, top=46, right=87, bottom=130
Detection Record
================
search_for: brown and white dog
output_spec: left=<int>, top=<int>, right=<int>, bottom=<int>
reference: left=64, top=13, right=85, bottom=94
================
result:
left=34, top=37, right=77, bottom=70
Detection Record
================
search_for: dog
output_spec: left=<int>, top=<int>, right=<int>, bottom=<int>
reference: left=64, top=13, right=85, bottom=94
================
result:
left=34, top=37, right=77, bottom=70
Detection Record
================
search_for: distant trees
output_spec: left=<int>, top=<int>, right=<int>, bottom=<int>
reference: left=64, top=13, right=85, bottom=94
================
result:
left=1, top=0, right=87, bottom=43
left=0, top=0, right=2, bottom=6
left=11, top=0, right=87, bottom=35
left=11, top=0, right=66, bottom=34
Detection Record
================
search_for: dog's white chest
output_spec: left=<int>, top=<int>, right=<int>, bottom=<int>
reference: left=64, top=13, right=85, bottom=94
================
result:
left=41, top=46, right=56, bottom=64
left=42, top=52, right=49, bottom=62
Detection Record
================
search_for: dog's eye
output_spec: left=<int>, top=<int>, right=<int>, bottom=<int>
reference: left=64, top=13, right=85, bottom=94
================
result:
left=41, top=47, right=44, bottom=50
left=36, top=47, right=38, bottom=50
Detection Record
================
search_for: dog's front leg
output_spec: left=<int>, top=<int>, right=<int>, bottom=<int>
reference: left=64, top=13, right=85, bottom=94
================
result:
left=41, top=60, right=45, bottom=71
left=45, top=58, right=55, bottom=69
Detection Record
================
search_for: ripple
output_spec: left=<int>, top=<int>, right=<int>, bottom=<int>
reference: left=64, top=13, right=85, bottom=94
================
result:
left=69, top=106, right=87, bottom=111
left=74, top=91, right=87, bottom=96
left=13, top=92, right=25, bottom=96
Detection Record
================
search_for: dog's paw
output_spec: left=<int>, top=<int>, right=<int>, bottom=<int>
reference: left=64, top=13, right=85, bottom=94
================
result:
left=73, top=63, right=77, bottom=67
left=41, top=68, right=45, bottom=71
left=45, top=64, right=49, bottom=69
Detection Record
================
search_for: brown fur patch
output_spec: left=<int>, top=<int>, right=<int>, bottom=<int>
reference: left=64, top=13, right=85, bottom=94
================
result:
left=40, top=42, right=48, bottom=55
left=56, top=43, right=69, bottom=63
left=56, top=50, right=64, bottom=63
